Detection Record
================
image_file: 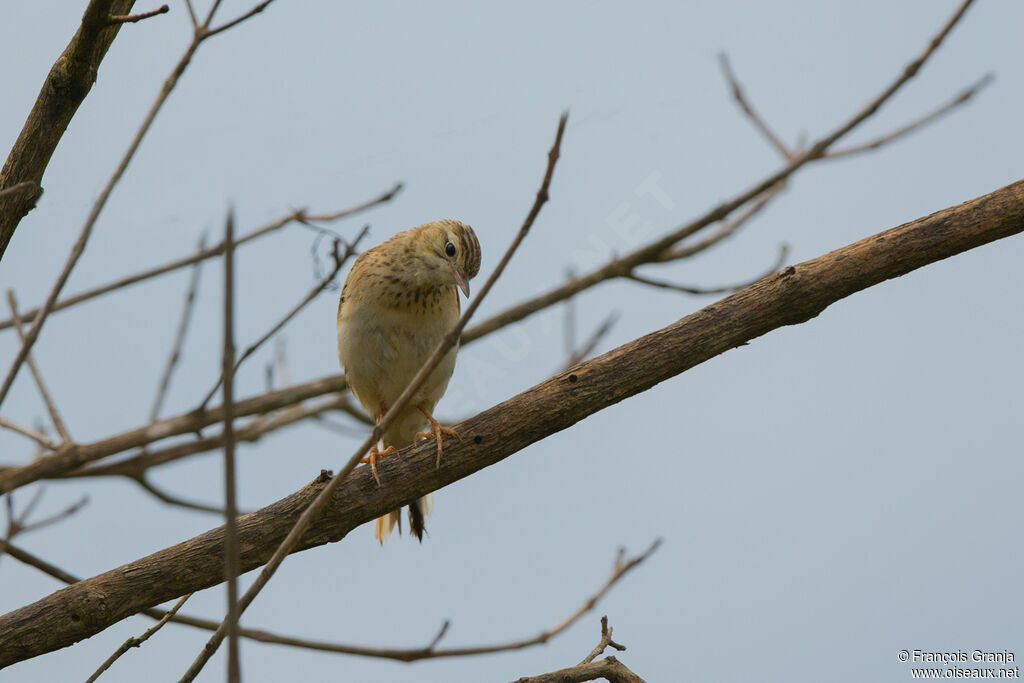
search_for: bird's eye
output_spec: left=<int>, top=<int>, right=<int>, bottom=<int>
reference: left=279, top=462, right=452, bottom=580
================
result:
left=445, top=242, right=456, bottom=257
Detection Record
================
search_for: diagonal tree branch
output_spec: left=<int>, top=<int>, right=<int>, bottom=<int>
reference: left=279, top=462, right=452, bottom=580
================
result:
left=461, top=0, right=977, bottom=345
left=0, top=0, right=138, bottom=259
left=2, top=537, right=658, bottom=663
left=0, top=183, right=402, bottom=333
left=0, top=0, right=281, bottom=412
left=0, top=176, right=1020, bottom=668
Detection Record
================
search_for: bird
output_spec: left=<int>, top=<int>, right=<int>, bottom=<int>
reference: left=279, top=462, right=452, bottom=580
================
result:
left=337, top=219, right=481, bottom=543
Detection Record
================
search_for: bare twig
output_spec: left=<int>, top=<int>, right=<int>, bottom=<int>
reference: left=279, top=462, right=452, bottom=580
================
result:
left=2, top=487, right=87, bottom=565
left=106, top=4, right=170, bottom=25
left=463, top=0, right=978, bottom=344
left=719, top=52, right=794, bottom=159
left=564, top=312, right=619, bottom=370
left=580, top=616, right=626, bottom=665
left=205, top=0, right=275, bottom=38
left=179, top=112, right=570, bottom=682
left=6, top=292, right=72, bottom=443
left=827, top=73, right=995, bottom=159
left=0, top=0, right=284, bottom=411
left=85, top=592, right=191, bottom=683
left=132, top=475, right=229, bottom=515
left=15, top=495, right=88, bottom=536
left=4, top=534, right=656, bottom=664
left=653, top=185, right=782, bottom=263
left=197, top=226, right=369, bottom=410
left=0, top=183, right=402, bottom=333
left=149, top=234, right=207, bottom=422
left=629, top=243, right=789, bottom=295
left=220, top=211, right=241, bottom=682
left=0, top=417, right=58, bottom=451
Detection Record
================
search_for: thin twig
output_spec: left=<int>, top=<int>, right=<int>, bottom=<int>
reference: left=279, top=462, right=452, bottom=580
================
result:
left=827, top=73, right=994, bottom=159
left=196, top=226, right=369, bottom=410
left=579, top=616, right=627, bottom=665
left=564, top=269, right=577, bottom=360
left=0, top=0, right=284, bottom=411
left=106, top=4, right=170, bottom=25
left=564, top=312, right=619, bottom=370
left=462, top=0, right=978, bottom=343
left=6, top=291, right=72, bottom=443
left=629, top=243, right=789, bottom=295
left=85, top=592, right=191, bottom=683
left=205, top=0, right=275, bottom=38
left=0, top=183, right=402, bottom=333
left=16, top=495, right=88, bottom=535
left=3, top=538, right=656, bottom=664
left=653, top=185, right=782, bottom=263
left=0, top=417, right=58, bottom=451
left=179, top=112, right=570, bottom=682
left=719, top=52, right=794, bottom=159
left=149, top=233, right=207, bottom=422
left=221, top=210, right=241, bottom=683
left=132, top=475, right=229, bottom=515
left=183, top=0, right=198, bottom=28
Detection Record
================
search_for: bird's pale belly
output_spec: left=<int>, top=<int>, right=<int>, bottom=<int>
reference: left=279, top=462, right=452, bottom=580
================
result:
left=339, top=305, right=458, bottom=417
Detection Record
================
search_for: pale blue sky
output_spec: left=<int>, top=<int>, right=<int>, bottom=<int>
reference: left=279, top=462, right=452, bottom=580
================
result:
left=1, top=1, right=1022, bottom=681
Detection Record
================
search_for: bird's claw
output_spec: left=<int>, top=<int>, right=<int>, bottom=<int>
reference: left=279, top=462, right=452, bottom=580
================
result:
left=360, top=444, right=397, bottom=486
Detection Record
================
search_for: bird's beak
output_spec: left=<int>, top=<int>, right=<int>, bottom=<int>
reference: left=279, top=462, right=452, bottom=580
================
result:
left=450, top=263, right=470, bottom=298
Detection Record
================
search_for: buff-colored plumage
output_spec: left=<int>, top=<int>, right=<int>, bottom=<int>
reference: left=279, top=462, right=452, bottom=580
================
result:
left=337, top=220, right=481, bottom=543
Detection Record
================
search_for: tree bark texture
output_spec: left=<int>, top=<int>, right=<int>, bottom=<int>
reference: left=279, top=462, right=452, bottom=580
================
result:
left=0, top=0, right=136, bottom=259
left=0, top=178, right=1021, bottom=668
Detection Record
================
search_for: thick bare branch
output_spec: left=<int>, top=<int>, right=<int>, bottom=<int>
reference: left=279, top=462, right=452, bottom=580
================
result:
left=0, top=0, right=286, bottom=411
left=513, top=656, right=645, bottom=683
left=0, top=176, right=1019, bottom=667
left=0, top=0, right=136, bottom=258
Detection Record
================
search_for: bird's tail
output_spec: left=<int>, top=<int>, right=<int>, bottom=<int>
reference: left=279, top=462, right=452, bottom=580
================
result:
left=374, top=493, right=433, bottom=544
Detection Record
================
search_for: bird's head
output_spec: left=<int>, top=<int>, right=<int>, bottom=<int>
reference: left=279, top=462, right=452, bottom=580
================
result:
left=414, top=220, right=481, bottom=297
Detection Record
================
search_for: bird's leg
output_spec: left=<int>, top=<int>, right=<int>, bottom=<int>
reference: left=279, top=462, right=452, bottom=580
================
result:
left=360, top=442, right=397, bottom=486
left=415, top=404, right=460, bottom=467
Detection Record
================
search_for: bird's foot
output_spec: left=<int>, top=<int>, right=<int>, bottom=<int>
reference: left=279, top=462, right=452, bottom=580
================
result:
left=416, top=405, right=460, bottom=467
left=360, top=444, right=397, bottom=486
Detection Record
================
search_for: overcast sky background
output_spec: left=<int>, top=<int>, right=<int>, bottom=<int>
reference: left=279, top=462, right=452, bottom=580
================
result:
left=1, top=1, right=1022, bottom=681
